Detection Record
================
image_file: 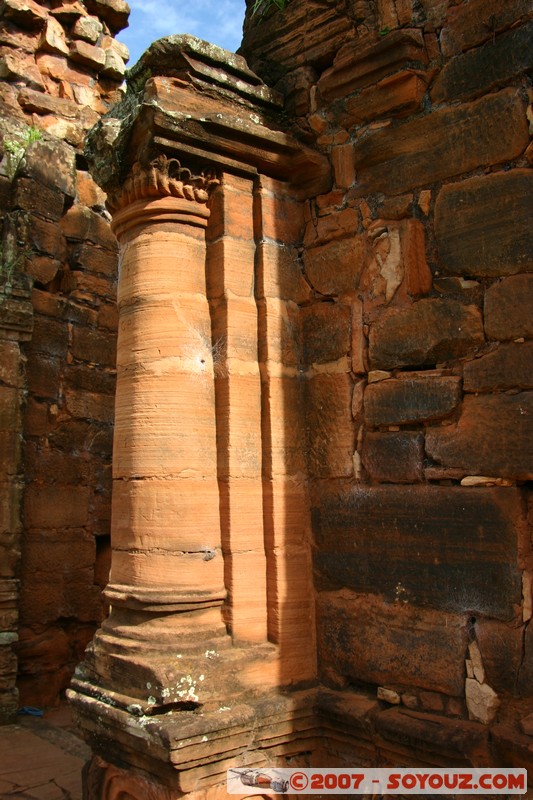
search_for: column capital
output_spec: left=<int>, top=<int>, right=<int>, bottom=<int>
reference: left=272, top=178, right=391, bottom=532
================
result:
left=107, top=155, right=220, bottom=214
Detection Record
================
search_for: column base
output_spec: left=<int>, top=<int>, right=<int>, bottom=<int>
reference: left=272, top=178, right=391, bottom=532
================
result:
left=71, top=682, right=318, bottom=799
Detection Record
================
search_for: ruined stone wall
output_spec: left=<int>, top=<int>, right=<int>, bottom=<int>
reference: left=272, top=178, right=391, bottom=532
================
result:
left=0, top=0, right=129, bottom=716
left=241, top=0, right=533, bottom=762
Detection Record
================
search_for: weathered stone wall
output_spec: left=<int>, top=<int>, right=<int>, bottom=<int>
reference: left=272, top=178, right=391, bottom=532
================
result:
left=241, top=0, right=533, bottom=759
left=0, top=0, right=128, bottom=714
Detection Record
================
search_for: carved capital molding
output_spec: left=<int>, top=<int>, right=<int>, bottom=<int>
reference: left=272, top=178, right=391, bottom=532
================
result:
left=107, top=155, right=219, bottom=214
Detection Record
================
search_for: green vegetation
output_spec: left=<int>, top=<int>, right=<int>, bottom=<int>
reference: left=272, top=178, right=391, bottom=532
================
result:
left=0, top=242, right=26, bottom=297
left=2, top=125, right=42, bottom=180
left=250, top=0, right=290, bottom=18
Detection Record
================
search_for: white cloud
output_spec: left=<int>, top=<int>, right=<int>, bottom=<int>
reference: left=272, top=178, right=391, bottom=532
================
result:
left=118, top=0, right=246, bottom=66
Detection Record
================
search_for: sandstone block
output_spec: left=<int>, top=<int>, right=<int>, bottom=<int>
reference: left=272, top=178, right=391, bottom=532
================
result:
left=0, top=536, right=20, bottom=579
left=0, top=0, right=47, bottom=29
left=255, top=242, right=311, bottom=303
left=17, top=212, right=66, bottom=261
left=464, top=343, right=533, bottom=392
left=119, top=229, right=204, bottom=304
left=312, top=482, right=523, bottom=619
left=16, top=626, right=70, bottom=676
left=331, top=143, right=355, bottom=189
left=338, top=69, right=427, bottom=129
left=60, top=205, right=116, bottom=250
left=21, top=137, right=76, bottom=199
left=101, top=47, right=125, bottom=80
left=262, top=375, right=306, bottom=478
left=303, top=235, right=369, bottom=295
left=76, top=170, right=106, bottom=210
left=71, top=242, right=117, bottom=278
left=426, top=393, right=533, bottom=481
left=212, top=295, right=261, bottom=364
left=484, top=275, right=533, bottom=341
left=305, top=373, right=354, bottom=479
left=474, top=618, right=524, bottom=695
left=18, top=86, right=78, bottom=118
left=11, top=177, right=65, bottom=220
left=33, top=114, right=83, bottom=147
left=352, top=89, right=528, bottom=196
left=317, top=590, right=468, bottom=695
left=113, top=372, right=217, bottom=479
left=0, top=482, right=22, bottom=535
left=84, top=0, right=130, bottom=33
left=0, top=48, right=45, bottom=90
left=374, top=707, right=489, bottom=763
left=24, top=398, right=47, bottom=436
left=303, top=207, right=359, bottom=248
left=0, top=387, right=21, bottom=431
left=435, top=170, right=533, bottom=278
left=101, top=34, right=129, bottom=62
left=206, top=238, right=256, bottom=299
left=364, top=374, right=461, bottom=426
left=219, top=478, right=265, bottom=553
left=69, top=40, right=106, bottom=70
left=256, top=188, right=305, bottom=244
left=362, top=431, right=424, bottom=483
left=62, top=271, right=114, bottom=301
left=27, top=353, right=61, bottom=399
left=36, top=52, right=93, bottom=88
left=29, top=315, right=68, bottom=358
left=64, top=389, right=114, bottom=424
left=24, top=485, right=90, bottom=529
left=24, top=442, right=91, bottom=486
left=97, top=303, right=118, bottom=332
left=20, top=570, right=102, bottom=626
left=301, top=302, right=351, bottom=366
left=39, top=16, right=69, bottom=56
left=47, top=418, right=104, bottom=455
left=369, top=298, right=484, bottom=369
left=224, top=549, right=268, bottom=643
left=207, top=179, right=254, bottom=243
left=257, top=297, right=301, bottom=369
left=440, top=0, right=533, bottom=57
left=377, top=687, right=400, bottom=705
left=0, top=341, right=23, bottom=388
left=0, top=431, right=21, bottom=478
left=465, top=678, right=499, bottom=725
left=49, top=2, right=86, bottom=23
left=111, top=548, right=224, bottom=599
left=214, top=374, right=262, bottom=479
left=491, top=724, right=533, bottom=774
left=72, top=15, right=103, bottom=43
left=262, top=479, right=310, bottom=551
left=113, top=478, right=220, bottom=554
left=318, top=29, right=427, bottom=102
left=71, top=325, right=116, bottom=366
left=432, top=22, right=533, bottom=103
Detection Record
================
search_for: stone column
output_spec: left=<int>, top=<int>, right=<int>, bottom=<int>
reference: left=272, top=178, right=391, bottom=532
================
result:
left=74, top=156, right=230, bottom=712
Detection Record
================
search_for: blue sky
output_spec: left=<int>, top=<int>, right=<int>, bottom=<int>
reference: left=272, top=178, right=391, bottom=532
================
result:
left=117, top=0, right=247, bottom=68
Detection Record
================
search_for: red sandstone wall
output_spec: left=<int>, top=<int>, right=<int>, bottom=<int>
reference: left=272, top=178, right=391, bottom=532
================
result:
left=241, top=0, right=533, bottom=747
left=0, top=0, right=128, bottom=712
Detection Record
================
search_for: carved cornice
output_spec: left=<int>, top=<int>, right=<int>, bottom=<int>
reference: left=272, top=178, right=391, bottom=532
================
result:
left=107, top=155, right=220, bottom=213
